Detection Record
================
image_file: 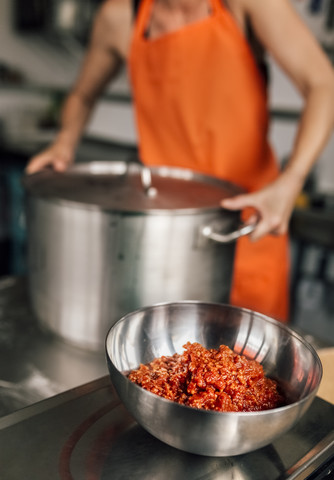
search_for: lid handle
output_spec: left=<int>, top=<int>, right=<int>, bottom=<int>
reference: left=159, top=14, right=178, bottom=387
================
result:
left=140, top=166, right=158, bottom=197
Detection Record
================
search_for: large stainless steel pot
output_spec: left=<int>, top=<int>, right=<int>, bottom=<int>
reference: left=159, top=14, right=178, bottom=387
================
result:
left=23, top=162, right=253, bottom=351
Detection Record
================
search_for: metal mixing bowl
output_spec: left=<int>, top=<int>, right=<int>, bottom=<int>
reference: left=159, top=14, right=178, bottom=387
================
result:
left=105, top=302, right=322, bottom=456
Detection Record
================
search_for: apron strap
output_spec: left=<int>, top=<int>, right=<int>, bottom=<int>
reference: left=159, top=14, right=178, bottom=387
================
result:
left=132, top=0, right=142, bottom=19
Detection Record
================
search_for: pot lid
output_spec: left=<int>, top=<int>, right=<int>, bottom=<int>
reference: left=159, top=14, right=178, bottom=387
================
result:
left=23, top=162, right=243, bottom=213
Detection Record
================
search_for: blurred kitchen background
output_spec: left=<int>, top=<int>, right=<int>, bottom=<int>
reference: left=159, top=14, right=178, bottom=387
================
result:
left=0, top=0, right=334, bottom=347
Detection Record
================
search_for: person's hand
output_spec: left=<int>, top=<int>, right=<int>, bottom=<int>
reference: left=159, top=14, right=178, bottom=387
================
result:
left=26, top=143, right=74, bottom=174
left=220, top=170, right=305, bottom=241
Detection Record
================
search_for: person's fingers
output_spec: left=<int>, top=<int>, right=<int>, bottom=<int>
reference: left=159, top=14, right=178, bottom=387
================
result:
left=53, top=158, right=70, bottom=172
left=26, top=152, right=72, bottom=174
left=250, top=214, right=290, bottom=241
left=245, top=213, right=259, bottom=226
left=25, top=155, right=51, bottom=174
left=249, top=219, right=270, bottom=241
left=220, top=194, right=256, bottom=211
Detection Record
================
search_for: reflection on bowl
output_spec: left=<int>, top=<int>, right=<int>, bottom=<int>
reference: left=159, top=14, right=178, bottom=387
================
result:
left=106, top=302, right=322, bottom=456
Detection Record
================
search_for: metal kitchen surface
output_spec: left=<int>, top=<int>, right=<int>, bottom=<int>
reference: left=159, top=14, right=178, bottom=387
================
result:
left=1, top=278, right=334, bottom=479
left=0, top=376, right=334, bottom=480
left=0, top=276, right=107, bottom=416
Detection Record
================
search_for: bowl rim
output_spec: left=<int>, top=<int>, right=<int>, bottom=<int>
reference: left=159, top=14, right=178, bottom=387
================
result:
left=105, top=301, right=323, bottom=416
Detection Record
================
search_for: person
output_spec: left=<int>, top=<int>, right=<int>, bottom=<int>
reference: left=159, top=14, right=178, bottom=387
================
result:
left=26, top=0, right=334, bottom=322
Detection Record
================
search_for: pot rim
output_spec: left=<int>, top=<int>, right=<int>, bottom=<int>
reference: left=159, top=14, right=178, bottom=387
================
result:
left=22, top=161, right=245, bottom=215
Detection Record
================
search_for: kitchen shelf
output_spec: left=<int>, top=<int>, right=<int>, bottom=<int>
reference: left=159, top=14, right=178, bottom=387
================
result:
left=0, top=81, right=132, bottom=104
left=0, top=82, right=303, bottom=121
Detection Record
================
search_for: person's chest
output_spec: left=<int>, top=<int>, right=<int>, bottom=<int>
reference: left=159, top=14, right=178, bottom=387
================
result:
left=146, top=0, right=212, bottom=40
left=126, top=0, right=246, bottom=48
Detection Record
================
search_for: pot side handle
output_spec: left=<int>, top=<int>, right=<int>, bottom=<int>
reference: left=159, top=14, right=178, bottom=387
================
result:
left=201, top=220, right=256, bottom=243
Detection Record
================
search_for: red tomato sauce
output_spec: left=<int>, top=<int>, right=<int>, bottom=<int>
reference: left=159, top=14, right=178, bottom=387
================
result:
left=128, top=342, right=285, bottom=412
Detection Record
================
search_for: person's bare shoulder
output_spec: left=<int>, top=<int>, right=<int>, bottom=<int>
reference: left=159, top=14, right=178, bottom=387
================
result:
left=232, top=0, right=333, bottom=93
left=92, top=0, right=133, bottom=59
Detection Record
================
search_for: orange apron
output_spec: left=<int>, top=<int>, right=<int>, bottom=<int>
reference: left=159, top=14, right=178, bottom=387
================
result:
left=128, top=0, right=290, bottom=321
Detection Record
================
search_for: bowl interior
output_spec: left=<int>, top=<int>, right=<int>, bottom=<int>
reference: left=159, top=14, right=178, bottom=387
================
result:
left=106, top=302, right=322, bottom=404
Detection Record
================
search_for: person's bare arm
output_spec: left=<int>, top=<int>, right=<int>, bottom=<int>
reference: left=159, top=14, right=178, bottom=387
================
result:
left=26, top=0, right=132, bottom=174
left=222, top=0, right=334, bottom=240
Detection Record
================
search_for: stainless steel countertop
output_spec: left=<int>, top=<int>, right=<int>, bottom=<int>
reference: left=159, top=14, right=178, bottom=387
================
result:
left=1, top=277, right=334, bottom=479
left=0, top=276, right=330, bottom=419
left=1, top=376, right=334, bottom=480
left=0, top=276, right=107, bottom=417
